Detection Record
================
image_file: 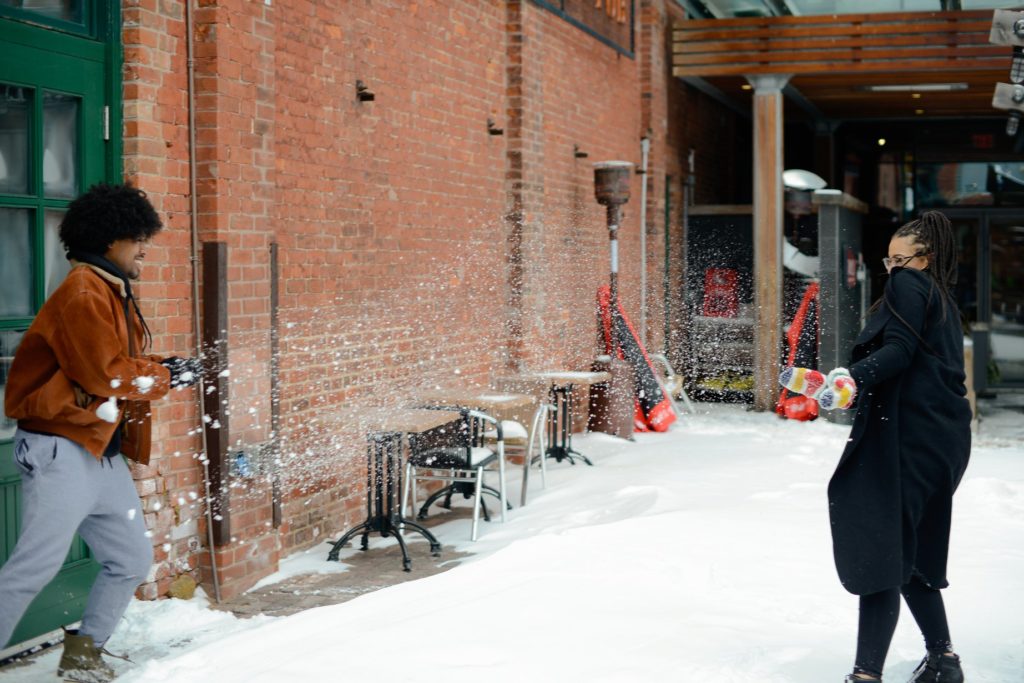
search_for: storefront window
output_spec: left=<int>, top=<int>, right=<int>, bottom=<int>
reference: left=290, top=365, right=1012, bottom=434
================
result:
left=915, top=162, right=1024, bottom=209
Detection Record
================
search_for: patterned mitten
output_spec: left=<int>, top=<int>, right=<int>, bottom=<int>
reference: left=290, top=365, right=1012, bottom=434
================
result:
left=778, top=367, right=826, bottom=399
left=818, top=368, right=857, bottom=410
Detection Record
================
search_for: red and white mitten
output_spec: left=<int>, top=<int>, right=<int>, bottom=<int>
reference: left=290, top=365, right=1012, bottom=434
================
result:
left=818, top=368, right=857, bottom=410
left=778, top=367, right=826, bottom=399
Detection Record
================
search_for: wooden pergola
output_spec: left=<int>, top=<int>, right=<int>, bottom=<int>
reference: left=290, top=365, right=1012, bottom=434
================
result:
left=672, top=9, right=1009, bottom=410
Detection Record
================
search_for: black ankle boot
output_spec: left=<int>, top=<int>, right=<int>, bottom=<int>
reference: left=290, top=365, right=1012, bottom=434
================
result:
left=907, top=651, right=964, bottom=683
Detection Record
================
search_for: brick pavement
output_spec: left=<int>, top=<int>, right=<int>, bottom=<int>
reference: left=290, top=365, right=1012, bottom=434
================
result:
left=217, top=512, right=473, bottom=620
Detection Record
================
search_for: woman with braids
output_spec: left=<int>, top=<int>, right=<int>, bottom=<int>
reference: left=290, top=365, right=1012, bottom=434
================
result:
left=780, top=211, right=971, bottom=682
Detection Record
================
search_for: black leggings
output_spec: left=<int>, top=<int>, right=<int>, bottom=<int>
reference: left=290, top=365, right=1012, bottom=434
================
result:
left=854, top=576, right=953, bottom=678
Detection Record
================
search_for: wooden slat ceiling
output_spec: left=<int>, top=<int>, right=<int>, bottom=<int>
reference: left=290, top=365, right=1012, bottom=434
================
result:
left=673, top=9, right=1010, bottom=121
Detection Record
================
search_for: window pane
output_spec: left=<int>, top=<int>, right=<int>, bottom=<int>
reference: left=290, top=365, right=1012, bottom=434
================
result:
left=989, top=220, right=1024, bottom=385
left=0, top=84, right=31, bottom=195
left=0, top=0, right=83, bottom=24
left=0, top=208, right=33, bottom=317
left=0, top=329, right=25, bottom=441
left=45, top=209, right=69, bottom=299
left=42, top=92, right=78, bottom=199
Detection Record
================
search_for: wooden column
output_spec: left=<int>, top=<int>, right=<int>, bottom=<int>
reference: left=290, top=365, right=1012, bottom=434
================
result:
left=748, top=74, right=790, bottom=411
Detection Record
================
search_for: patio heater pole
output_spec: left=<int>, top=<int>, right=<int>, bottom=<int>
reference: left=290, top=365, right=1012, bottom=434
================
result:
left=594, top=161, right=634, bottom=312
left=591, top=161, right=637, bottom=440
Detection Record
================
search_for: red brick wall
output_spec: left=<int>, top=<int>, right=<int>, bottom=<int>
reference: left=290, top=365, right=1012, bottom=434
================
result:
left=640, top=0, right=750, bottom=369
left=270, top=1, right=509, bottom=573
left=122, top=0, right=206, bottom=599
left=507, top=1, right=643, bottom=371
left=119, top=0, right=746, bottom=600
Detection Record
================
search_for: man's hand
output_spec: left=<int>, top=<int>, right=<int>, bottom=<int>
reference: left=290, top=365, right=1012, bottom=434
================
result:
left=161, top=357, right=202, bottom=388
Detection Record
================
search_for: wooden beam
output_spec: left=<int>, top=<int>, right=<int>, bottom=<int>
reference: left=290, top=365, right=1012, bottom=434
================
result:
left=673, top=8, right=992, bottom=30
left=671, top=9, right=1002, bottom=78
left=673, top=33, right=992, bottom=54
left=749, top=74, right=788, bottom=412
left=674, top=58, right=1005, bottom=78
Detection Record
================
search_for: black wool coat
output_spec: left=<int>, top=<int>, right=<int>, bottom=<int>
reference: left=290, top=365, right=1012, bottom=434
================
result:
left=828, top=267, right=972, bottom=596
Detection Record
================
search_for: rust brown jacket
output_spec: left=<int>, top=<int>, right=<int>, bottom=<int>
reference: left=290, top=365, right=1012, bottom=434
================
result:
left=4, top=263, right=171, bottom=464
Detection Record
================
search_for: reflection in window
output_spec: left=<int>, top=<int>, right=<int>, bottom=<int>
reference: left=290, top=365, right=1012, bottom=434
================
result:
left=876, top=154, right=902, bottom=216
left=0, top=329, right=25, bottom=441
left=989, top=222, right=1024, bottom=385
left=0, top=85, right=31, bottom=195
left=915, top=162, right=1024, bottom=208
left=43, top=92, right=78, bottom=199
left=0, top=208, right=33, bottom=317
left=0, top=0, right=83, bottom=23
left=45, top=209, right=70, bottom=298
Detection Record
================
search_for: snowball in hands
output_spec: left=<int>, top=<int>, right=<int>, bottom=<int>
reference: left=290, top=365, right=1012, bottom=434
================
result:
left=132, top=375, right=155, bottom=393
left=96, top=396, right=120, bottom=423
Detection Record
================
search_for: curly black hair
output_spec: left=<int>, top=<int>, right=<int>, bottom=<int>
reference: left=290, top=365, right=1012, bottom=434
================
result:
left=59, top=182, right=163, bottom=255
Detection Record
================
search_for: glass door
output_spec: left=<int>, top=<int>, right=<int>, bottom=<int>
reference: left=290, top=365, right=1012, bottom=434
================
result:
left=947, top=209, right=1024, bottom=394
left=0, top=9, right=110, bottom=650
left=987, top=218, right=1024, bottom=387
left=947, top=213, right=985, bottom=393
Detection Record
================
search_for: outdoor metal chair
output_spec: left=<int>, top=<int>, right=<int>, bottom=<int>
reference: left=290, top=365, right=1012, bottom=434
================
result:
left=402, top=409, right=507, bottom=541
left=483, top=402, right=554, bottom=506
left=650, top=353, right=695, bottom=414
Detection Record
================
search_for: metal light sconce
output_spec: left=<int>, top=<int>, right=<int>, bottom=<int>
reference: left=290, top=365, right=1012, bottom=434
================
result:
left=574, top=144, right=589, bottom=159
left=989, top=9, right=1024, bottom=135
left=356, top=80, right=375, bottom=102
left=487, top=118, right=504, bottom=136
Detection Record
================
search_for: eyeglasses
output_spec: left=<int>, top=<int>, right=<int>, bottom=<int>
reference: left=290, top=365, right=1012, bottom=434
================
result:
left=882, top=251, right=926, bottom=270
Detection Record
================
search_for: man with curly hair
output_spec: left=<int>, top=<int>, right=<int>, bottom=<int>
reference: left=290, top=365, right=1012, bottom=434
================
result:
left=0, top=183, right=199, bottom=682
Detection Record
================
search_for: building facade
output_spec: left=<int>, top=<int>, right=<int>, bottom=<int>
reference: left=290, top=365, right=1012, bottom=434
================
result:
left=1, top=0, right=750, bottom=646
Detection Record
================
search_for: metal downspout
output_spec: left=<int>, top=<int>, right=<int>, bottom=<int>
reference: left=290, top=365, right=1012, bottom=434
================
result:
left=663, top=175, right=671, bottom=354
left=185, top=0, right=222, bottom=604
left=639, top=137, right=650, bottom=347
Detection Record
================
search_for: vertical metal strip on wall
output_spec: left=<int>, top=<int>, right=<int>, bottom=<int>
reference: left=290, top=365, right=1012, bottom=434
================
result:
left=269, top=242, right=282, bottom=528
left=201, top=241, right=231, bottom=545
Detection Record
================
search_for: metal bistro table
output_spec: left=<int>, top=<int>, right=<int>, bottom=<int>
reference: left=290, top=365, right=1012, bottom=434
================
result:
left=496, top=371, right=610, bottom=467
left=326, top=407, right=461, bottom=571
left=414, top=388, right=538, bottom=506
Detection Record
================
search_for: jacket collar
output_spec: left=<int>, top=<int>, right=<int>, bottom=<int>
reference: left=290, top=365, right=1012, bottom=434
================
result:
left=69, top=259, right=129, bottom=298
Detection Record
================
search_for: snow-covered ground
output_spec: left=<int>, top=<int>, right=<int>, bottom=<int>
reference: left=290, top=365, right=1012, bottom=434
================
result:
left=2, top=403, right=1022, bottom=682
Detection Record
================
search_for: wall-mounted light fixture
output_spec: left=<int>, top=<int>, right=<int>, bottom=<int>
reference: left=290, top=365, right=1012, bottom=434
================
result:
left=356, top=80, right=375, bottom=102
left=574, top=144, right=589, bottom=159
left=487, top=118, right=504, bottom=135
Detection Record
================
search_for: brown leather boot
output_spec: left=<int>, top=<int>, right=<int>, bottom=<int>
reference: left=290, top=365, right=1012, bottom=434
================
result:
left=57, top=628, right=116, bottom=683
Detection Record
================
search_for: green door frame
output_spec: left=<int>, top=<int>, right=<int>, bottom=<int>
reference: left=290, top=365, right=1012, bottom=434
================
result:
left=0, top=0, right=121, bottom=650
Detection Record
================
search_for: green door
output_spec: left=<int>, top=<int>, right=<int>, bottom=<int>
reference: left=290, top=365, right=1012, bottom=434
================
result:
left=1, top=0, right=117, bottom=649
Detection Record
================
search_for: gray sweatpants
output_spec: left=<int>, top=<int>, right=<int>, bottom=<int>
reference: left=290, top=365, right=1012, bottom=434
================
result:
left=0, top=429, right=152, bottom=649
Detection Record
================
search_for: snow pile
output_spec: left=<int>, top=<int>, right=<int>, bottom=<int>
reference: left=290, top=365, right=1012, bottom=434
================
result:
left=0, top=405, right=1020, bottom=683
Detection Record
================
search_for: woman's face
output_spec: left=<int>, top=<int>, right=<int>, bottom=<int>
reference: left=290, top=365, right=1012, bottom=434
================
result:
left=885, top=235, right=929, bottom=273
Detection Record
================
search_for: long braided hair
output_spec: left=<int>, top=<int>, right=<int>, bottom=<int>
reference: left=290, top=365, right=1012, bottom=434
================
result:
left=868, top=211, right=960, bottom=353
left=891, top=210, right=958, bottom=323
